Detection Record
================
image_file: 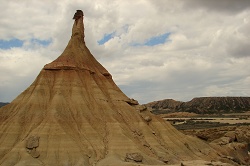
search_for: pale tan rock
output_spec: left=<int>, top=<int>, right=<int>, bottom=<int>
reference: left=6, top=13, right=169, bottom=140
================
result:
left=26, top=136, right=39, bottom=149
left=125, top=153, right=143, bottom=162
left=143, top=115, right=152, bottom=122
left=126, top=98, right=139, bottom=105
left=30, top=148, right=40, bottom=158
left=134, top=104, right=147, bottom=112
left=211, top=136, right=233, bottom=145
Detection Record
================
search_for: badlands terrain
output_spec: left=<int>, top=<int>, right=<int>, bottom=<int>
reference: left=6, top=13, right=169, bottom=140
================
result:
left=0, top=11, right=249, bottom=165
left=146, top=98, right=250, bottom=165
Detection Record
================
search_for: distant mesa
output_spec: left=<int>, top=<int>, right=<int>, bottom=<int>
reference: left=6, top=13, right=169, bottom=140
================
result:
left=146, top=97, right=250, bottom=115
left=0, top=102, right=9, bottom=108
left=0, top=11, right=249, bottom=166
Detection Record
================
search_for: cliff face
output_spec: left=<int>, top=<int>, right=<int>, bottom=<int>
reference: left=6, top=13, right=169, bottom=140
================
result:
left=146, top=97, right=250, bottom=114
left=181, top=97, right=250, bottom=114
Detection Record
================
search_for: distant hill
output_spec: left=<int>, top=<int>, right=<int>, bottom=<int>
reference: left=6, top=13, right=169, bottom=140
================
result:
left=0, top=102, right=9, bottom=108
left=146, top=99, right=183, bottom=114
left=145, top=97, right=250, bottom=114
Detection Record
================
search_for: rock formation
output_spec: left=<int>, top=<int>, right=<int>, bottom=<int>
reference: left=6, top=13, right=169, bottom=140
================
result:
left=0, top=102, right=9, bottom=108
left=147, top=97, right=250, bottom=114
left=0, top=10, right=248, bottom=165
left=146, top=99, right=183, bottom=114
left=183, top=126, right=250, bottom=165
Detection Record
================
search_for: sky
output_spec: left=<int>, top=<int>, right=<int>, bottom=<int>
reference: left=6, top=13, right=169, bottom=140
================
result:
left=0, top=0, right=250, bottom=104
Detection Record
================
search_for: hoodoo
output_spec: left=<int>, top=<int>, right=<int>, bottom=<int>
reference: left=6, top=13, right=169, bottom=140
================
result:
left=0, top=10, right=248, bottom=166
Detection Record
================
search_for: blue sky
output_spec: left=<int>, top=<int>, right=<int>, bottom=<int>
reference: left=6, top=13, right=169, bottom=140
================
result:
left=98, top=32, right=116, bottom=45
left=30, top=39, right=52, bottom=46
left=144, top=32, right=171, bottom=46
left=0, top=39, right=23, bottom=49
left=98, top=32, right=171, bottom=46
left=0, top=38, right=51, bottom=49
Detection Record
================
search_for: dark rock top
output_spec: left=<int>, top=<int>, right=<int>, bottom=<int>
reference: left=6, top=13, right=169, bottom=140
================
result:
left=73, top=10, right=84, bottom=20
left=0, top=102, right=9, bottom=108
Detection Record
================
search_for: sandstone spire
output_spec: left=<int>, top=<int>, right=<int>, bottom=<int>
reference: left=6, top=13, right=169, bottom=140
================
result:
left=44, top=10, right=109, bottom=76
left=0, top=10, right=247, bottom=166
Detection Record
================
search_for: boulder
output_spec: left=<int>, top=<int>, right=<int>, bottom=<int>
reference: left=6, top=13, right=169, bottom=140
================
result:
left=125, top=153, right=143, bottom=162
left=26, top=136, right=39, bottom=149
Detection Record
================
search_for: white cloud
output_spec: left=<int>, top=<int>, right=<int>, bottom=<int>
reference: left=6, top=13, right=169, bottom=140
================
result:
left=0, top=47, right=52, bottom=101
left=0, top=0, right=250, bottom=104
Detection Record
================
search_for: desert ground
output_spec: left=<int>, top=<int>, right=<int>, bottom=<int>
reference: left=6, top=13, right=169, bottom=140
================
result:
left=161, top=111, right=250, bottom=161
